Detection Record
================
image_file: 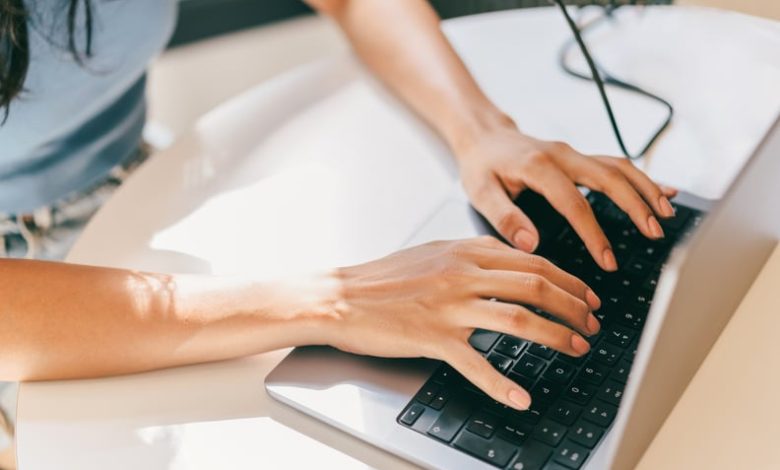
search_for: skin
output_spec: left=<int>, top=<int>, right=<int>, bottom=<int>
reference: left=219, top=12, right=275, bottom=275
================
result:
left=0, top=0, right=677, bottom=411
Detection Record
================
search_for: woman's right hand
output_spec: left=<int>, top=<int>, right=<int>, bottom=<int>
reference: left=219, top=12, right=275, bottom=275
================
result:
left=321, top=236, right=602, bottom=411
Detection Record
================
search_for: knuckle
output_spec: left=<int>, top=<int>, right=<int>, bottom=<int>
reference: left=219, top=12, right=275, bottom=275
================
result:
left=548, top=141, right=572, bottom=154
left=477, top=235, right=501, bottom=247
left=523, top=274, right=547, bottom=296
left=445, top=240, right=470, bottom=259
left=525, top=254, right=552, bottom=274
left=438, top=262, right=467, bottom=283
left=601, top=165, right=624, bottom=183
left=506, top=306, right=529, bottom=331
left=526, top=150, right=552, bottom=168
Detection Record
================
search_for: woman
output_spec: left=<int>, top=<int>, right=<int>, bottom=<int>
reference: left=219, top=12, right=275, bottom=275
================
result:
left=0, top=0, right=677, bottom=463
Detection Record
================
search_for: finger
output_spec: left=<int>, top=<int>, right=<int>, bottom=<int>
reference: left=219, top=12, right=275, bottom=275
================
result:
left=580, top=161, right=665, bottom=240
left=469, top=176, right=540, bottom=252
left=600, top=157, right=676, bottom=219
left=525, top=165, right=617, bottom=271
left=462, top=300, right=592, bottom=357
left=474, top=271, right=599, bottom=335
left=660, top=185, right=679, bottom=199
left=470, top=248, right=601, bottom=310
left=444, top=342, right=532, bottom=410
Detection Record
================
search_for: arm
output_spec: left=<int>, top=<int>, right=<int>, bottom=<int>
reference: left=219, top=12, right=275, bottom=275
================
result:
left=0, top=259, right=335, bottom=381
left=1, top=238, right=601, bottom=411
left=307, top=0, right=678, bottom=270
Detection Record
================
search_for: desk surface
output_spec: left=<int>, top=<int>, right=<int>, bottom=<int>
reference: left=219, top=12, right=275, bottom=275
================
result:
left=17, top=6, right=780, bottom=469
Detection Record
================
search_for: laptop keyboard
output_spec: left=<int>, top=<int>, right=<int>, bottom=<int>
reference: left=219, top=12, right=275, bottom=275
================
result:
left=397, top=191, right=704, bottom=470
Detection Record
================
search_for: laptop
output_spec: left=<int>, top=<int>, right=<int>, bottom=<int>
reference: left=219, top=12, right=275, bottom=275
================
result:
left=266, top=116, right=780, bottom=470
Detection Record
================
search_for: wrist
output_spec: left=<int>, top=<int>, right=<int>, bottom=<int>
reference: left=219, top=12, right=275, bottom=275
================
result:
left=445, top=104, right=517, bottom=162
left=275, top=270, right=348, bottom=349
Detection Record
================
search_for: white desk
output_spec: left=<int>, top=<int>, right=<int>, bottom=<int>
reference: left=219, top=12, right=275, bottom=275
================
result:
left=17, top=6, right=780, bottom=469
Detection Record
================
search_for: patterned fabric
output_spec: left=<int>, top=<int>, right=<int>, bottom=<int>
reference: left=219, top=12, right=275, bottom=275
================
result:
left=0, top=145, right=150, bottom=261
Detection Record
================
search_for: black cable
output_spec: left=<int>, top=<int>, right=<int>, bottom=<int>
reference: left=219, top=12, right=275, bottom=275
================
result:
left=552, top=1, right=674, bottom=160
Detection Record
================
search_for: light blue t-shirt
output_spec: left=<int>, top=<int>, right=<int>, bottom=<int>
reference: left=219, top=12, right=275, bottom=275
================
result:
left=0, top=0, right=177, bottom=213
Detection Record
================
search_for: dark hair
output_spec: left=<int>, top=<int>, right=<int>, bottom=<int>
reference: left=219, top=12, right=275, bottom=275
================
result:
left=0, top=0, right=93, bottom=122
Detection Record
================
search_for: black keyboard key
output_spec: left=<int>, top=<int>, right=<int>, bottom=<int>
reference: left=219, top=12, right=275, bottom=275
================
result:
left=487, top=352, right=513, bottom=373
left=532, top=419, right=567, bottom=447
left=508, top=372, right=535, bottom=390
left=495, top=336, right=529, bottom=358
left=427, top=398, right=472, bottom=442
left=400, top=403, right=425, bottom=426
left=465, top=412, right=499, bottom=439
left=593, top=308, right=611, bottom=325
left=604, top=325, right=636, bottom=348
left=597, top=380, right=625, bottom=406
left=531, top=378, right=563, bottom=404
left=578, top=360, right=608, bottom=386
left=553, top=441, right=589, bottom=469
left=564, top=380, right=597, bottom=405
left=543, top=463, right=573, bottom=470
left=453, top=431, right=516, bottom=468
left=529, top=343, right=556, bottom=360
left=602, top=274, right=637, bottom=294
left=592, top=341, right=622, bottom=366
left=514, top=190, right=568, bottom=242
left=513, top=353, right=546, bottom=378
left=508, top=439, right=553, bottom=470
left=582, top=402, right=617, bottom=428
left=625, top=257, right=653, bottom=278
left=543, top=360, right=576, bottom=384
left=558, top=352, right=588, bottom=367
left=569, top=419, right=603, bottom=448
left=585, top=330, right=602, bottom=346
left=414, top=382, right=439, bottom=405
left=612, top=240, right=633, bottom=265
left=431, top=365, right=462, bottom=385
left=643, top=275, right=660, bottom=292
left=497, top=419, right=534, bottom=445
left=659, top=204, right=692, bottom=232
left=548, top=401, right=581, bottom=426
left=634, top=292, right=653, bottom=310
left=514, top=401, right=548, bottom=425
left=430, top=388, right=451, bottom=410
left=469, top=329, right=500, bottom=353
left=615, top=306, right=646, bottom=330
left=611, top=359, right=632, bottom=383
left=602, top=294, right=624, bottom=312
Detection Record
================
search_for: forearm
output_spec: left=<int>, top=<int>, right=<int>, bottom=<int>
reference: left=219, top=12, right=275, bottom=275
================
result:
left=313, top=0, right=514, bottom=157
left=0, top=259, right=338, bottom=381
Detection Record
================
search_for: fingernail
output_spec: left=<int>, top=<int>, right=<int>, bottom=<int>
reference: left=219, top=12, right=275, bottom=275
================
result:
left=648, top=216, right=665, bottom=239
left=585, top=288, right=601, bottom=310
left=513, top=229, right=538, bottom=252
left=508, top=388, right=531, bottom=410
left=571, top=334, right=591, bottom=355
left=586, top=313, right=601, bottom=335
left=602, top=248, right=618, bottom=271
left=659, top=196, right=676, bottom=218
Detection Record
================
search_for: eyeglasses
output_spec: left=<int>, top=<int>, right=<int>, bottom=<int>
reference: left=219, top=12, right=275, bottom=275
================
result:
left=552, top=0, right=674, bottom=160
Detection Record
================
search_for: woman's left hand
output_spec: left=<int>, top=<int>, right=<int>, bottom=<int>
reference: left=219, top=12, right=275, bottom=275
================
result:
left=454, top=121, right=678, bottom=272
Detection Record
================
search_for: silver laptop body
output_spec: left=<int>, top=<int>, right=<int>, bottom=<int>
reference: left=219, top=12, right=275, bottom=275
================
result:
left=266, top=117, right=780, bottom=470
